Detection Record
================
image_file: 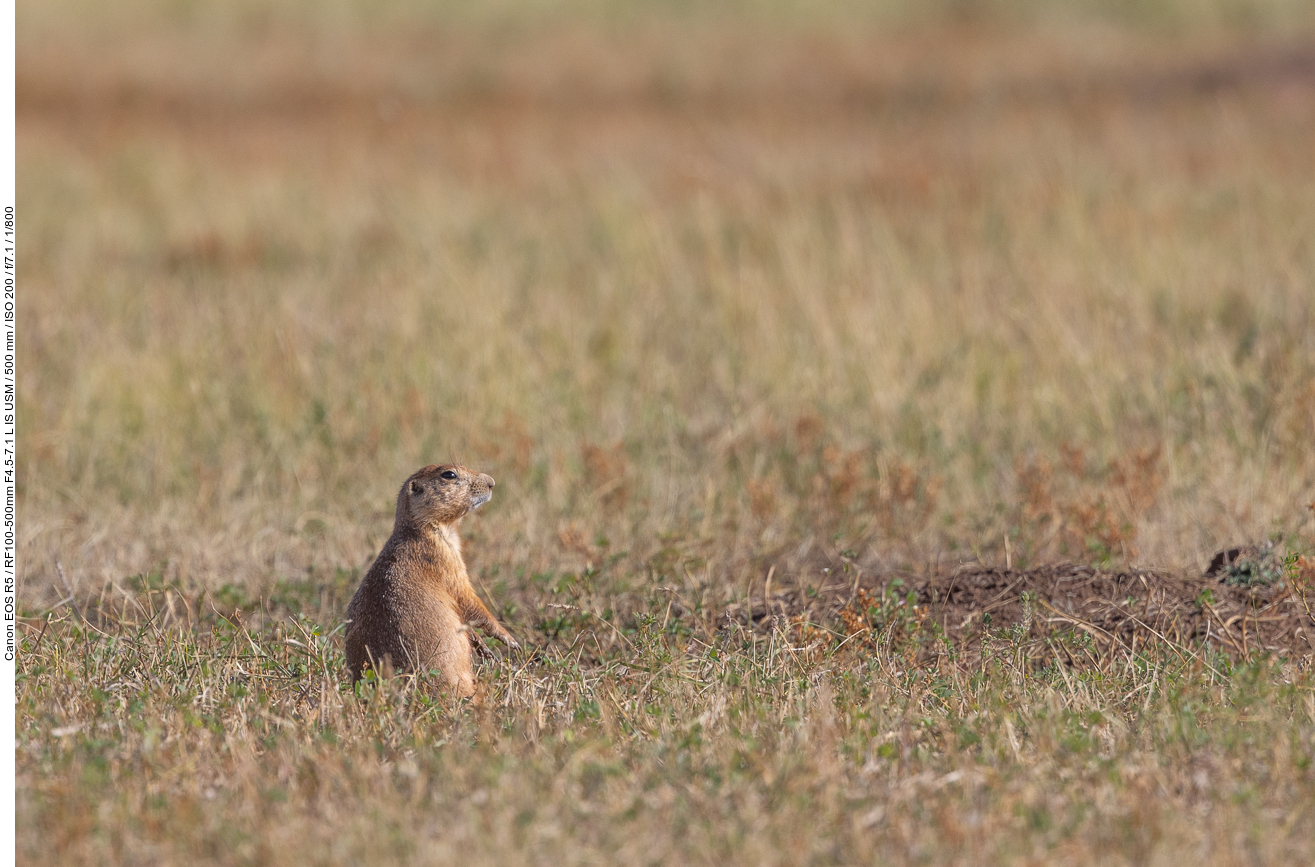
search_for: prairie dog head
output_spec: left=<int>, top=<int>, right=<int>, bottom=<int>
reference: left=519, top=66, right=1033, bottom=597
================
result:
left=396, top=464, right=496, bottom=531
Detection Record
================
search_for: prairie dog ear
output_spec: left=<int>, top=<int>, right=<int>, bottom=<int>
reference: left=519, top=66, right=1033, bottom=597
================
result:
left=409, top=480, right=425, bottom=496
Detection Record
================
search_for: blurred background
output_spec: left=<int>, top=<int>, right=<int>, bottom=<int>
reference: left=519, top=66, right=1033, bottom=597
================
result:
left=16, top=0, right=1315, bottom=609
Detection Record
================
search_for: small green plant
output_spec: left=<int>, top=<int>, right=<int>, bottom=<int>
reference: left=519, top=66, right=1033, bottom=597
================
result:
left=1219, top=546, right=1288, bottom=588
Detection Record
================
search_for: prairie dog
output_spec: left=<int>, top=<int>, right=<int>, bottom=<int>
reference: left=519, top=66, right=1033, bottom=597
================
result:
left=345, top=464, right=518, bottom=696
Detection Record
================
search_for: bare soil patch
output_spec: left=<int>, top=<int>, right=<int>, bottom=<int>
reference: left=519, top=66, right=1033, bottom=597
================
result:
left=725, top=558, right=1315, bottom=660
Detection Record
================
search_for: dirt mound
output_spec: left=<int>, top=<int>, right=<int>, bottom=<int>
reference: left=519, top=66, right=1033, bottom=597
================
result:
left=723, top=559, right=1315, bottom=660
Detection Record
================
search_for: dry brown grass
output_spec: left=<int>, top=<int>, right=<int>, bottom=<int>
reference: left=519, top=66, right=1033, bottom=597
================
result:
left=18, top=582, right=1315, bottom=865
left=16, top=1, right=1315, bottom=863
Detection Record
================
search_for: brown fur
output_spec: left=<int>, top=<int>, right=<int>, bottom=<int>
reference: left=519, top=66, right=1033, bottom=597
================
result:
left=345, top=464, right=519, bottom=697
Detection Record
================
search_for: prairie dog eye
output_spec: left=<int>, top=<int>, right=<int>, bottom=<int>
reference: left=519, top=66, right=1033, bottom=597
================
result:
left=440, top=470, right=459, bottom=481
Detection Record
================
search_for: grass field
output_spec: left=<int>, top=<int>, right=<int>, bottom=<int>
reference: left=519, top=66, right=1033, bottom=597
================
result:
left=16, top=1, right=1315, bottom=863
